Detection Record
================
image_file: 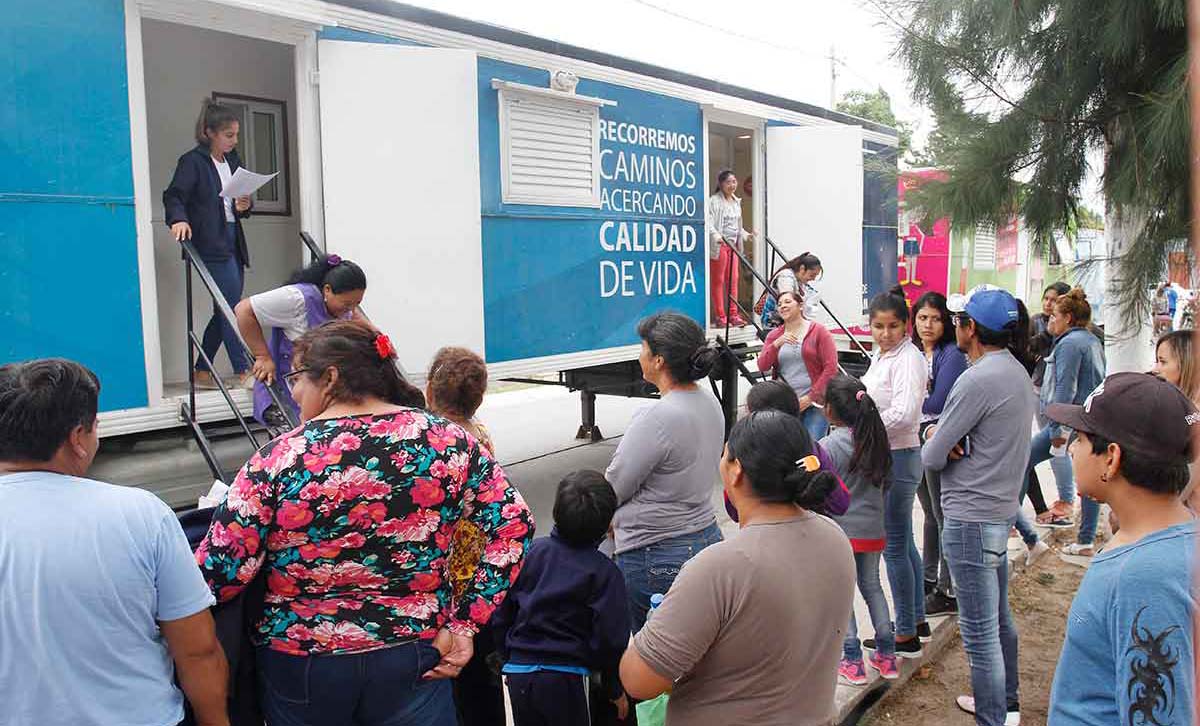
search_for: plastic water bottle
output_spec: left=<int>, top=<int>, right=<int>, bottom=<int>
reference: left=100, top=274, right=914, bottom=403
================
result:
left=648, top=593, right=665, bottom=618
left=1050, top=442, right=1068, bottom=458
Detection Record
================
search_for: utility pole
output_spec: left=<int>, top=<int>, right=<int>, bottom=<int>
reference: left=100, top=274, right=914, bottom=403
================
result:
left=828, top=45, right=839, bottom=107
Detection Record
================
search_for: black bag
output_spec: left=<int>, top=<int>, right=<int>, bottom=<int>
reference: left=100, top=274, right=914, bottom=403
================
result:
left=177, top=507, right=267, bottom=726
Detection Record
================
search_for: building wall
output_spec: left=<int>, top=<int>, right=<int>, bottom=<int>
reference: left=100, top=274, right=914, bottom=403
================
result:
left=0, top=0, right=148, bottom=411
left=141, top=19, right=301, bottom=384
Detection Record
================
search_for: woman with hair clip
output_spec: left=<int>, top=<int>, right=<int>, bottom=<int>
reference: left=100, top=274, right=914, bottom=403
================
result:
left=706, top=170, right=754, bottom=327
left=910, top=291, right=968, bottom=616
left=606, top=312, right=725, bottom=631
left=164, top=98, right=256, bottom=390
left=757, top=290, right=839, bottom=442
left=821, top=374, right=899, bottom=684
left=235, top=254, right=368, bottom=429
left=620, top=410, right=854, bottom=725
left=758, top=252, right=823, bottom=328
left=197, top=320, right=533, bottom=726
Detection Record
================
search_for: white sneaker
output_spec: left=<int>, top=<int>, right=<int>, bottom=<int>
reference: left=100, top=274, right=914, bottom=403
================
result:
left=1025, top=540, right=1050, bottom=567
left=1062, top=543, right=1095, bottom=557
left=955, top=695, right=1021, bottom=725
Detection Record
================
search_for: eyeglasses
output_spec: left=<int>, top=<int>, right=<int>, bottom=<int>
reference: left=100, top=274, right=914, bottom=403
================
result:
left=951, top=313, right=971, bottom=328
left=282, top=367, right=311, bottom=390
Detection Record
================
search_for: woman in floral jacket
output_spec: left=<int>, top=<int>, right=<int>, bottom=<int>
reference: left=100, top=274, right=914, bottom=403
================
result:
left=196, top=320, right=534, bottom=726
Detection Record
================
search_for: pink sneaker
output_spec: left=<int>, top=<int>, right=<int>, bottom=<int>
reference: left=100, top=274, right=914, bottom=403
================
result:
left=869, top=652, right=900, bottom=680
left=838, top=658, right=868, bottom=686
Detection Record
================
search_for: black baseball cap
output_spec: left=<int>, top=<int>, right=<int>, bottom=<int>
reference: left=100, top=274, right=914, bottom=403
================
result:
left=1046, top=372, right=1199, bottom=462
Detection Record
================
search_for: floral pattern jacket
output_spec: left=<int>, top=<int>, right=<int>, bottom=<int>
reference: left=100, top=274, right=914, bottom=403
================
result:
left=195, top=409, right=534, bottom=655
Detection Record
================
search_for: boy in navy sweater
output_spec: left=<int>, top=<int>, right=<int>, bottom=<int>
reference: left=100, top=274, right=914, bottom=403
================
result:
left=492, top=470, right=631, bottom=725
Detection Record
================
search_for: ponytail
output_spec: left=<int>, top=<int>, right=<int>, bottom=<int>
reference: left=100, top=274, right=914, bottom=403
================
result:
left=287, top=255, right=367, bottom=294
left=868, top=284, right=910, bottom=323
left=725, top=411, right=837, bottom=510
left=194, top=98, right=240, bottom=145
left=823, top=375, right=892, bottom=486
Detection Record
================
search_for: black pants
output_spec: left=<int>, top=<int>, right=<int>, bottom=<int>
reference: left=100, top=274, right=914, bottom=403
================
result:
left=453, top=625, right=506, bottom=726
left=507, top=671, right=590, bottom=726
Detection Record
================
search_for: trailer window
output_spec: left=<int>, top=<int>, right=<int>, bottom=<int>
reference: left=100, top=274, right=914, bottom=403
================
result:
left=496, top=84, right=603, bottom=208
left=972, top=223, right=997, bottom=269
left=213, top=93, right=290, bottom=215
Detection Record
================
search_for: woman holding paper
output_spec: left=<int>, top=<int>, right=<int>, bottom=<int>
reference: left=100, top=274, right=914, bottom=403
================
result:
left=163, top=98, right=256, bottom=389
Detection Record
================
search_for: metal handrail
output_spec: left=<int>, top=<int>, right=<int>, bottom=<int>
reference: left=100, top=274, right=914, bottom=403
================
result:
left=179, top=241, right=300, bottom=446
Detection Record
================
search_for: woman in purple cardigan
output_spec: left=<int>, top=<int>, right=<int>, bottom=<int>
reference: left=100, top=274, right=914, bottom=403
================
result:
left=911, top=292, right=968, bottom=616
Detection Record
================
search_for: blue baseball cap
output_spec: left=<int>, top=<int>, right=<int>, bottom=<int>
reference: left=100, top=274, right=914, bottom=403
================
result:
left=947, top=285, right=1020, bottom=331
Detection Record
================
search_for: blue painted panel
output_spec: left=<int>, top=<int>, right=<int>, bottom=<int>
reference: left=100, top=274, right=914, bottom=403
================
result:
left=317, top=27, right=426, bottom=46
left=0, top=202, right=147, bottom=411
left=0, top=0, right=146, bottom=411
left=478, top=58, right=707, bottom=363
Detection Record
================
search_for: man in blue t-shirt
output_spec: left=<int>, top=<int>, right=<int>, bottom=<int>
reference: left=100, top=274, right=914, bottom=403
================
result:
left=0, top=359, right=228, bottom=726
left=1045, top=372, right=1198, bottom=726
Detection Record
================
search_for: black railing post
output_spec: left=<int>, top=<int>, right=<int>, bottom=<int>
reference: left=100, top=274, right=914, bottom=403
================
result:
left=185, top=255, right=196, bottom=424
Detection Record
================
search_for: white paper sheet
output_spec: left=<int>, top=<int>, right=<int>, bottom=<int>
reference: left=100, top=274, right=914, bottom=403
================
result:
left=220, top=167, right=278, bottom=198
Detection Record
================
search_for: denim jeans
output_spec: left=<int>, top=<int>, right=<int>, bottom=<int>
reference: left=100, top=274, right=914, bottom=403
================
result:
left=917, top=467, right=952, bottom=595
left=1026, top=425, right=1074, bottom=504
left=616, top=522, right=723, bottom=633
left=800, top=405, right=829, bottom=444
left=1077, top=496, right=1101, bottom=545
left=196, top=224, right=249, bottom=374
left=884, top=447, right=925, bottom=637
left=257, top=641, right=456, bottom=726
left=942, top=519, right=1020, bottom=726
left=845, top=551, right=894, bottom=660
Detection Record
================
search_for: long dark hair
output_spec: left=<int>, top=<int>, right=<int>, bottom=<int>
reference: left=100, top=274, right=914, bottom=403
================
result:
left=637, top=312, right=718, bottom=383
left=783, top=251, right=822, bottom=276
left=868, top=284, right=910, bottom=324
left=725, top=411, right=838, bottom=509
left=713, top=169, right=736, bottom=194
left=288, top=255, right=367, bottom=294
left=910, top=291, right=954, bottom=348
left=292, top=321, right=424, bottom=408
left=823, top=375, right=891, bottom=485
left=746, top=379, right=801, bottom=417
left=194, top=98, right=239, bottom=144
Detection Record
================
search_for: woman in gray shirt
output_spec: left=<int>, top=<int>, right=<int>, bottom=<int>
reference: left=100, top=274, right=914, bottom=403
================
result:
left=606, top=312, right=725, bottom=631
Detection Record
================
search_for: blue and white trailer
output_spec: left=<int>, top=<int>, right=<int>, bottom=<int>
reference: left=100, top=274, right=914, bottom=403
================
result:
left=1, top=0, right=898, bottom=440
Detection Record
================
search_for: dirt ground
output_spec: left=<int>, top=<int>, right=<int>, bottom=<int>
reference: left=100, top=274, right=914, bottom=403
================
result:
left=862, top=541, right=1087, bottom=726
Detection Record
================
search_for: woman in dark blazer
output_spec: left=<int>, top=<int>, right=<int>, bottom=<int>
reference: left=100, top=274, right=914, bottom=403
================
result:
left=163, top=99, right=255, bottom=389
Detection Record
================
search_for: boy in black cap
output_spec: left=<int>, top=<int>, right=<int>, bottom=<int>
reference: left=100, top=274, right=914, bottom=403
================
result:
left=492, top=470, right=630, bottom=725
left=1046, top=372, right=1197, bottom=725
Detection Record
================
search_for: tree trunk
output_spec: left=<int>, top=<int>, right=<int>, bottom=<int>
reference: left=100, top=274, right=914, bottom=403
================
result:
left=1102, top=204, right=1153, bottom=373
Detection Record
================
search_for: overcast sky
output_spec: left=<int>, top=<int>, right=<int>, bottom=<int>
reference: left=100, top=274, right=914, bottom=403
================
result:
left=394, top=0, right=930, bottom=138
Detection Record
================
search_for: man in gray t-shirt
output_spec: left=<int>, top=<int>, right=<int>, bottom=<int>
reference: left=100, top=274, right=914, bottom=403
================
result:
left=922, top=288, right=1035, bottom=726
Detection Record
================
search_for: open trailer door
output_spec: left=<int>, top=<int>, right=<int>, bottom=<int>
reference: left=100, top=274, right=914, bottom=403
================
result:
left=766, top=124, right=864, bottom=330
left=318, top=40, right=484, bottom=378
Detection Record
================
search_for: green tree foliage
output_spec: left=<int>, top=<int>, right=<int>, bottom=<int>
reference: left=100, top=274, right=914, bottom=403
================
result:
left=836, top=88, right=914, bottom=157
left=869, top=0, right=1188, bottom=326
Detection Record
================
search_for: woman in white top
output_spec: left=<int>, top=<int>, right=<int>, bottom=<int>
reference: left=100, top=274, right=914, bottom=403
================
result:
left=705, top=170, right=754, bottom=327
left=234, top=254, right=367, bottom=428
left=859, top=285, right=930, bottom=656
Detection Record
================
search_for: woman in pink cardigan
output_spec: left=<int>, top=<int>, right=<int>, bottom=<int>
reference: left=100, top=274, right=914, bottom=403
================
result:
left=757, top=291, right=840, bottom=443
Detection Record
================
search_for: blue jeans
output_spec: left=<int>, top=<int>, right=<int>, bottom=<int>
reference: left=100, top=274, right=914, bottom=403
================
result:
left=801, top=405, right=829, bottom=444
left=196, top=224, right=249, bottom=374
left=257, top=641, right=455, bottom=726
left=942, top=519, right=1020, bottom=726
left=845, top=551, right=894, bottom=660
left=884, top=447, right=925, bottom=637
left=1026, top=425, right=1074, bottom=504
left=616, top=522, right=723, bottom=633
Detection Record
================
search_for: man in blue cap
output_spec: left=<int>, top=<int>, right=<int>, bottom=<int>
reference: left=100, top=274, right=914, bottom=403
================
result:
left=921, top=286, right=1037, bottom=726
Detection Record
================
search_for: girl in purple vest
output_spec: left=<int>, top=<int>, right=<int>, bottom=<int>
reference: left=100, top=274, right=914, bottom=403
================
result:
left=235, top=254, right=367, bottom=428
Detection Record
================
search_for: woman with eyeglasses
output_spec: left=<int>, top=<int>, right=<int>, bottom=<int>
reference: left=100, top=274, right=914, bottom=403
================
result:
left=197, top=320, right=533, bottom=726
left=234, top=254, right=368, bottom=429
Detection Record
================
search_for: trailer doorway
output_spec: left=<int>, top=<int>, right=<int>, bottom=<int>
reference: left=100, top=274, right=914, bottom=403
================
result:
left=706, top=121, right=759, bottom=326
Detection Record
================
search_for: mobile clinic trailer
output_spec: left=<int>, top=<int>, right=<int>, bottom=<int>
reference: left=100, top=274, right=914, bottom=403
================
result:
left=1, top=0, right=898, bottom=451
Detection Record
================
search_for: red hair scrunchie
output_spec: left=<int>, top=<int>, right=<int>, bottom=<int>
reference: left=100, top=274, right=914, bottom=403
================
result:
left=374, top=334, right=394, bottom=360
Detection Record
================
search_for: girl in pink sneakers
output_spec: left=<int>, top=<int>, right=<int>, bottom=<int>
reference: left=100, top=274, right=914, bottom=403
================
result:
left=820, top=375, right=900, bottom=684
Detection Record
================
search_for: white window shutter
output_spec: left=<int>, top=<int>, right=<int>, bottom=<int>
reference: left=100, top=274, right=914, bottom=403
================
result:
left=973, top=223, right=997, bottom=269
left=499, top=90, right=601, bottom=207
